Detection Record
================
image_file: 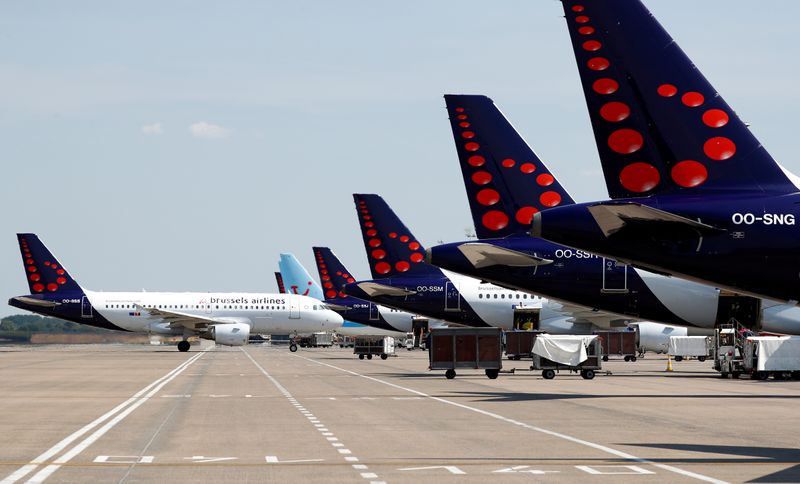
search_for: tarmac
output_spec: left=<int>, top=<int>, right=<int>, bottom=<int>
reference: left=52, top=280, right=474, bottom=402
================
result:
left=1, top=343, right=799, bottom=483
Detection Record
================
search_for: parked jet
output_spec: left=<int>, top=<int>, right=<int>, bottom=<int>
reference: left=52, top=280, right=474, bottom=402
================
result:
left=531, top=0, right=800, bottom=305
left=427, top=94, right=800, bottom=335
left=278, top=252, right=406, bottom=337
left=9, top=234, right=343, bottom=351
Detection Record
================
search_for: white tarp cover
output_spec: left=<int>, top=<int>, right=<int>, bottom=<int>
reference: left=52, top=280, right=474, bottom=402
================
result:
left=751, top=336, right=800, bottom=371
left=532, top=335, right=597, bottom=366
left=668, top=336, right=708, bottom=356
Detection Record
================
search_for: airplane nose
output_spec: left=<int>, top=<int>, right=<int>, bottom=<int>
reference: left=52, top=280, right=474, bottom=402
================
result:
left=331, top=312, right=344, bottom=327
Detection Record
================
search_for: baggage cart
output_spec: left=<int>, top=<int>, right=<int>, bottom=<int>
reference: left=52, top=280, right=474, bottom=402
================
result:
left=594, top=330, right=638, bottom=361
left=354, top=336, right=395, bottom=360
left=669, top=336, right=711, bottom=362
left=429, top=327, right=503, bottom=379
left=504, top=331, right=541, bottom=360
left=531, top=335, right=602, bottom=380
left=309, top=332, right=333, bottom=348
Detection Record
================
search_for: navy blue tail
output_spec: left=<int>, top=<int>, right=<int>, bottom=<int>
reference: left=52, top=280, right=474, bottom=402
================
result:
left=561, top=0, right=795, bottom=198
left=312, top=247, right=356, bottom=299
left=17, top=234, right=83, bottom=295
left=274, top=272, right=286, bottom=294
left=444, top=94, right=575, bottom=239
left=353, top=194, right=439, bottom=279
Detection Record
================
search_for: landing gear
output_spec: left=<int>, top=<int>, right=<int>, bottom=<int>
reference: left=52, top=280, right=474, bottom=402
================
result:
left=177, top=340, right=190, bottom=352
left=289, top=343, right=298, bottom=352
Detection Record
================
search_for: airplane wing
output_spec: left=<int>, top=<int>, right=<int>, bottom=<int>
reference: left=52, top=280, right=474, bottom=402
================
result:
left=588, top=203, right=724, bottom=237
left=135, top=305, right=251, bottom=331
left=353, top=282, right=417, bottom=297
left=456, top=242, right=552, bottom=268
left=545, top=299, right=636, bottom=329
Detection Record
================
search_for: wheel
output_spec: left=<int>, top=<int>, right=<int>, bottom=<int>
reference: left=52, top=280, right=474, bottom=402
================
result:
left=367, top=354, right=373, bottom=360
left=542, top=369, right=556, bottom=380
left=513, top=355, right=521, bottom=361
left=602, top=355, right=609, bottom=362
left=674, top=356, right=683, bottom=362
left=755, top=371, right=769, bottom=380
left=358, top=354, right=365, bottom=360
left=289, top=344, right=298, bottom=352
left=792, top=372, right=800, bottom=381
left=581, top=369, right=595, bottom=380
left=445, top=369, right=456, bottom=379
left=177, top=340, right=190, bottom=352
left=720, top=372, right=729, bottom=379
left=731, top=372, right=741, bottom=379
left=623, top=356, right=630, bottom=362
left=630, top=356, right=637, bottom=362
left=380, top=353, right=388, bottom=360
left=485, top=369, right=499, bottom=379
left=697, top=356, right=706, bottom=362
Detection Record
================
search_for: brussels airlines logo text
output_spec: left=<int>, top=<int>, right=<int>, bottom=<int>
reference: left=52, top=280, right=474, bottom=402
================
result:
left=210, top=297, right=286, bottom=305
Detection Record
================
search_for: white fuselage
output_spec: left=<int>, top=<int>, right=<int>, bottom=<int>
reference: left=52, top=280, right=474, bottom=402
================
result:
left=86, top=291, right=343, bottom=335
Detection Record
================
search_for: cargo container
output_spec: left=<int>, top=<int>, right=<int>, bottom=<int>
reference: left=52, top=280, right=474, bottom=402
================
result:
left=743, top=336, right=800, bottom=380
left=669, top=336, right=711, bottom=362
left=504, top=331, right=541, bottom=360
left=429, top=327, right=503, bottom=379
left=594, top=330, right=638, bottom=362
left=354, top=336, right=395, bottom=360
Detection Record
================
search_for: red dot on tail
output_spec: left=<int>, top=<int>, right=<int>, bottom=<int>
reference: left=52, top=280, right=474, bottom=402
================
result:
left=464, top=142, right=480, bottom=151
left=578, top=26, right=595, bottom=35
left=375, top=262, right=391, bottom=275
left=26, top=259, right=34, bottom=265
left=471, top=171, right=492, bottom=185
left=572, top=5, right=584, bottom=12
left=347, top=278, right=355, bottom=283
left=388, top=232, right=397, bottom=238
left=409, top=241, right=421, bottom=250
left=372, top=249, right=386, bottom=259
left=400, top=235, right=410, bottom=243
left=32, top=283, right=44, bottom=292
left=482, top=211, right=509, bottom=231
left=47, top=283, right=58, bottom=292
left=537, top=174, right=555, bottom=186
left=502, top=158, right=516, bottom=168
left=587, top=57, right=610, bottom=71
left=461, top=131, right=475, bottom=139
left=457, top=114, right=467, bottom=120
left=582, top=40, right=601, bottom=51
left=366, top=229, right=377, bottom=236
left=620, top=162, right=660, bottom=193
left=365, top=221, right=374, bottom=228
left=51, top=264, right=58, bottom=269
left=369, top=238, right=382, bottom=248
left=608, top=129, right=644, bottom=154
left=43, top=261, right=51, bottom=266
left=27, top=266, right=37, bottom=273
left=515, top=207, right=539, bottom=225
left=56, top=277, right=67, bottom=285
left=671, top=160, right=708, bottom=188
left=322, top=275, right=331, bottom=281
left=681, top=91, right=704, bottom=107
left=540, top=191, right=562, bottom=207
left=395, top=261, right=410, bottom=272
left=323, top=282, right=333, bottom=289
left=702, top=109, right=729, bottom=128
left=467, top=155, right=485, bottom=167
left=326, top=290, right=337, bottom=299
left=599, top=102, right=631, bottom=122
left=455, top=107, right=464, bottom=112
left=592, top=78, right=618, bottom=95
left=476, top=188, right=500, bottom=206
left=459, top=122, right=470, bottom=128
left=657, top=84, right=678, bottom=97
left=520, top=163, right=536, bottom=174
left=575, top=15, right=589, bottom=23
left=30, top=274, right=40, bottom=282
left=410, top=253, right=424, bottom=263
left=704, top=137, right=736, bottom=160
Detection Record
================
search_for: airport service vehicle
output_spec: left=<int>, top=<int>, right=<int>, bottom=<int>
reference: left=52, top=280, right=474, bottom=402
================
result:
left=714, top=326, right=746, bottom=379
left=669, top=336, right=711, bottom=362
left=531, top=0, right=800, bottom=304
left=531, top=335, right=602, bottom=380
left=9, top=234, right=343, bottom=352
left=594, top=330, right=637, bottom=362
left=278, top=253, right=405, bottom=337
left=743, top=337, right=800, bottom=380
left=297, top=332, right=333, bottom=348
left=428, top=94, right=800, bottom=336
left=354, top=336, right=395, bottom=360
left=429, top=327, right=503, bottom=380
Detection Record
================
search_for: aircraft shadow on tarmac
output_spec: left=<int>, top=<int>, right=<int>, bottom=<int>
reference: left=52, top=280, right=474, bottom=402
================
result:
left=446, top=391, right=800, bottom=403
left=628, top=443, right=800, bottom=483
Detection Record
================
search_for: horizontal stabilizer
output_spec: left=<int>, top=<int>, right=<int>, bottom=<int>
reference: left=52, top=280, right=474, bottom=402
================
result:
left=456, top=243, right=552, bottom=268
left=10, top=296, right=60, bottom=308
left=588, top=203, right=724, bottom=237
left=353, top=282, right=417, bottom=298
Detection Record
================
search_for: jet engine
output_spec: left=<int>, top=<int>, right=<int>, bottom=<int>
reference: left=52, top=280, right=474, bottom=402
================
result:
left=209, top=323, right=250, bottom=346
left=633, top=322, right=687, bottom=354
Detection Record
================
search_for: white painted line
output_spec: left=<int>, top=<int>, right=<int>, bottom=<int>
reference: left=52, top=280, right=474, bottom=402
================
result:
left=295, top=354, right=728, bottom=484
left=399, top=465, right=466, bottom=475
left=93, top=456, right=154, bottom=464
left=577, top=465, right=655, bottom=475
left=326, top=437, right=338, bottom=441
left=345, top=457, right=359, bottom=462
left=332, top=443, right=344, bottom=447
left=360, top=473, right=378, bottom=479
left=353, top=464, right=368, bottom=470
left=322, top=432, right=334, bottom=436
left=1, top=352, right=205, bottom=484
left=338, top=449, right=352, bottom=455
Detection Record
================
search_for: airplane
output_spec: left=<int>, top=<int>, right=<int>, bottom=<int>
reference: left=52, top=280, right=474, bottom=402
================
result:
left=277, top=252, right=407, bottom=337
left=9, top=234, right=343, bottom=352
left=425, top=94, right=800, bottom=336
left=342, top=194, right=609, bottom=333
left=530, top=0, right=800, bottom=307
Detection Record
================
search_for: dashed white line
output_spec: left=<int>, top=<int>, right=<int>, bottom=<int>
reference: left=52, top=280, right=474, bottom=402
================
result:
left=242, top=349, right=381, bottom=482
left=295, top=353, right=729, bottom=484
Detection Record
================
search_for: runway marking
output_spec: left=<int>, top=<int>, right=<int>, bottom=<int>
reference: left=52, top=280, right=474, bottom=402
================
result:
left=1, top=352, right=205, bottom=484
left=296, top=354, right=728, bottom=484
left=185, top=456, right=237, bottom=463
left=242, top=349, right=382, bottom=483
left=93, top=456, right=154, bottom=464
left=399, top=465, right=466, bottom=475
left=577, top=465, right=655, bottom=475
left=265, top=456, right=324, bottom=464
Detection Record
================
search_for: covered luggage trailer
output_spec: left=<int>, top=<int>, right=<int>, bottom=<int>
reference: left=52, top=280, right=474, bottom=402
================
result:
left=429, top=327, right=503, bottom=379
left=594, top=330, right=638, bottom=362
left=669, top=336, right=711, bottom=362
left=743, top=336, right=800, bottom=380
left=354, top=336, right=395, bottom=360
left=531, top=335, right=602, bottom=380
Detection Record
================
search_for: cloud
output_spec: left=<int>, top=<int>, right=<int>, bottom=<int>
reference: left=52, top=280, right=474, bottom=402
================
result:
left=141, top=122, right=163, bottom=135
left=189, top=121, right=229, bottom=139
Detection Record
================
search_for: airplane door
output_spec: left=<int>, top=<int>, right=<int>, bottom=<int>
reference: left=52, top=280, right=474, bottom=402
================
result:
left=369, top=303, right=379, bottom=321
left=289, top=299, right=300, bottom=319
left=445, top=282, right=460, bottom=311
left=601, top=258, right=628, bottom=293
left=81, top=296, right=93, bottom=318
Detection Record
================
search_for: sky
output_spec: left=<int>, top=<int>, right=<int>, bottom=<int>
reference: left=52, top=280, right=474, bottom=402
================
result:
left=2, top=1, right=798, bottom=316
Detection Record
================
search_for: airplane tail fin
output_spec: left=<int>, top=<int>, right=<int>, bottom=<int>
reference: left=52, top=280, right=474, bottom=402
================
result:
left=274, top=272, right=287, bottom=294
left=312, top=247, right=356, bottom=299
left=560, top=0, right=796, bottom=198
left=353, top=194, right=438, bottom=279
left=17, top=234, right=83, bottom=295
left=444, top=94, right=575, bottom=239
left=277, top=253, right=323, bottom=300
